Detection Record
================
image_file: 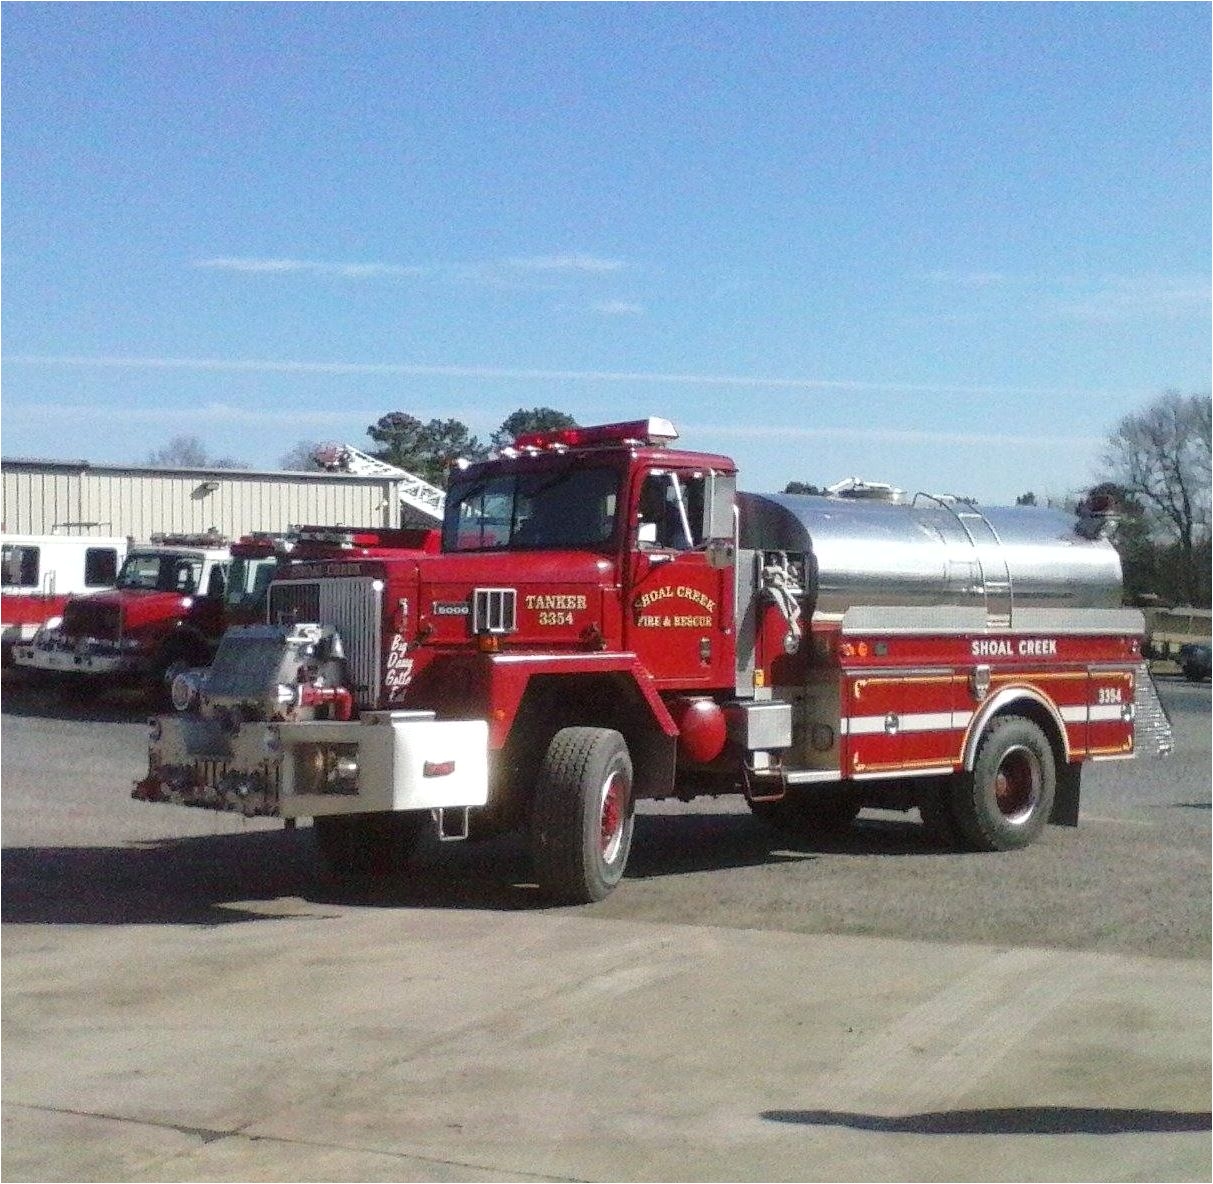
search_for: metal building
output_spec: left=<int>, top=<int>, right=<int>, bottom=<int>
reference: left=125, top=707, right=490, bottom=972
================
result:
left=1, top=457, right=427, bottom=541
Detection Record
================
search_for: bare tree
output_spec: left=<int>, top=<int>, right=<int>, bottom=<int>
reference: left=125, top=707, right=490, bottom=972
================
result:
left=144, top=435, right=248, bottom=470
left=1101, top=391, right=1212, bottom=604
left=279, top=441, right=326, bottom=471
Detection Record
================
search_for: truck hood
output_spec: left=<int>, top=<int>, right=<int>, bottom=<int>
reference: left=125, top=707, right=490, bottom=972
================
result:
left=63, top=588, right=193, bottom=635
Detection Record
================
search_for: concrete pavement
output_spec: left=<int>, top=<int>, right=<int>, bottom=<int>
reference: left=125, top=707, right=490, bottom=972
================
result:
left=3, top=907, right=1208, bottom=1182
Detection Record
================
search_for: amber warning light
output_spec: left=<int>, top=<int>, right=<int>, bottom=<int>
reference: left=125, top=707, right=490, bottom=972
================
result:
left=512, top=417, right=679, bottom=451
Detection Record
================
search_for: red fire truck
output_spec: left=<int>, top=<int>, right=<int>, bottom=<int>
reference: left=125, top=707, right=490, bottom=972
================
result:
left=15, top=532, right=233, bottom=694
left=16, top=526, right=439, bottom=699
left=135, top=418, right=1172, bottom=902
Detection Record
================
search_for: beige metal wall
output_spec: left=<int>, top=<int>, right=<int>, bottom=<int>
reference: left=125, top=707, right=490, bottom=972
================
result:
left=1, top=461, right=407, bottom=540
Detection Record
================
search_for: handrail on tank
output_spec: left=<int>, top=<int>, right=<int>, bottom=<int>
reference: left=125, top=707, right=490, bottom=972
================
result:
left=912, top=492, right=1013, bottom=626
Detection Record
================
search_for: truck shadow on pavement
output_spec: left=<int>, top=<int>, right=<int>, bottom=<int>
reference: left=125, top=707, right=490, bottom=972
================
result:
left=761, top=1106, right=1212, bottom=1135
left=0, top=674, right=154, bottom=723
left=0, top=811, right=935, bottom=926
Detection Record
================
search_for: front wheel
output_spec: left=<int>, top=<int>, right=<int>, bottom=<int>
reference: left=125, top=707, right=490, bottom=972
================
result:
left=530, top=727, right=635, bottom=904
left=313, top=811, right=426, bottom=883
left=950, top=716, right=1056, bottom=851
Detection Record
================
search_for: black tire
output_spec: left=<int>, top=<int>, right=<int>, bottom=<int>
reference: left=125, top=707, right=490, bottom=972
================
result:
left=313, top=811, right=426, bottom=883
left=530, top=727, right=635, bottom=904
left=949, top=716, right=1056, bottom=851
left=150, top=641, right=209, bottom=708
left=748, top=789, right=861, bottom=837
left=1183, top=662, right=1209, bottom=683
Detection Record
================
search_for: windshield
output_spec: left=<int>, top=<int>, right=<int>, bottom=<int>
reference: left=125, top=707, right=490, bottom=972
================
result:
left=116, top=552, right=202, bottom=593
left=443, top=466, right=620, bottom=552
left=224, top=554, right=278, bottom=611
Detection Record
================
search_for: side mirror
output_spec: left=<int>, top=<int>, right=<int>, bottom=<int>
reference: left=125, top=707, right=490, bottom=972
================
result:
left=705, top=471, right=737, bottom=546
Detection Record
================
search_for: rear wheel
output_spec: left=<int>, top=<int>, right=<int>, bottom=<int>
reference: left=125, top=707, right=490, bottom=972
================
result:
left=530, top=727, right=634, bottom=904
left=313, top=811, right=426, bottom=883
left=950, top=716, right=1056, bottom=851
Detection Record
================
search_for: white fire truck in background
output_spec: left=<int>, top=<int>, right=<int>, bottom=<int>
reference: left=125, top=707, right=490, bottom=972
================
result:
left=1, top=531, right=127, bottom=664
left=136, top=417, right=1173, bottom=903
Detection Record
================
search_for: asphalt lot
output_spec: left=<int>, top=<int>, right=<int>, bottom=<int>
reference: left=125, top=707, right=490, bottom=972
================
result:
left=2, top=671, right=1209, bottom=1181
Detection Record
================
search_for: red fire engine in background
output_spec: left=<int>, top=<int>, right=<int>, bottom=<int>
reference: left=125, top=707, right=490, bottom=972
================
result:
left=136, top=417, right=1172, bottom=902
left=15, top=526, right=438, bottom=699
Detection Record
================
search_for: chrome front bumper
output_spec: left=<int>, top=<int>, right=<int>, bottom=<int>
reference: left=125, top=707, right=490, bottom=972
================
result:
left=138, top=710, right=490, bottom=819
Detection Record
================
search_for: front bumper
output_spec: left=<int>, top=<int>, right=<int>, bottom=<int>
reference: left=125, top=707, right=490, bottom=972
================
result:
left=137, top=709, right=490, bottom=819
left=12, top=639, right=144, bottom=677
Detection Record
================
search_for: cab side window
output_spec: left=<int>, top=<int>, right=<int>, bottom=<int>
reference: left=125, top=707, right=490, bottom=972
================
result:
left=1, top=545, right=40, bottom=588
left=84, top=548, right=118, bottom=587
left=636, top=472, right=707, bottom=551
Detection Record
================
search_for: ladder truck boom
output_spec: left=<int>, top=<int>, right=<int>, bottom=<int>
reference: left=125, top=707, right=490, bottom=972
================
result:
left=311, top=443, right=446, bottom=523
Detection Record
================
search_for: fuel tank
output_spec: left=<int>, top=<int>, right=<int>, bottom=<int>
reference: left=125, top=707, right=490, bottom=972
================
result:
left=736, top=492, right=1123, bottom=616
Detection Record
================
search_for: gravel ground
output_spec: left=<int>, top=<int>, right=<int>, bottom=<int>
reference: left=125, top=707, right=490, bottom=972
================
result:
left=2, top=670, right=1207, bottom=959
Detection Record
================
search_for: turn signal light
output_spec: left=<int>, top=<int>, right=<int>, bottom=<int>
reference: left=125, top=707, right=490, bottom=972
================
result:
left=423, top=760, right=456, bottom=778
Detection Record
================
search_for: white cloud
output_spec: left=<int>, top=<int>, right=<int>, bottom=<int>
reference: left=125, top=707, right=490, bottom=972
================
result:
left=693, top=422, right=1102, bottom=450
left=504, top=254, right=626, bottom=274
left=919, top=270, right=1011, bottom=287
left=3, top=353, right=1126, bottom=401
left=194, top=257, right=427, bottom=279
left=2, top=400, right=359, bottom=428
left=591, top=300, right=645, bottom=316
left=1051, top=275, right=1212, bottom=323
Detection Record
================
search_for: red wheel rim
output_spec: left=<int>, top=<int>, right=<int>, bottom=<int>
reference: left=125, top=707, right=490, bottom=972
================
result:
left=994, top=745, right=1040, bottom=823
left=599, top=769, right=627, bottom=862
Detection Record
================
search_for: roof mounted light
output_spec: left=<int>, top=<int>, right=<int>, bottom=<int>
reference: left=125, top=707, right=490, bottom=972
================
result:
left=295, top=527, right=382, bottom=547
left=512, top=418, right=679, bottom=451
left=149, top=531, right=230, bottom=547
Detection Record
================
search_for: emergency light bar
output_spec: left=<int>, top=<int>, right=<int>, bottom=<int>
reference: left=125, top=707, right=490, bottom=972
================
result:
left=294, top=528, right=382, bottom=547
left=512, top=417, right=679, bottom=451
left=149, top=531, right=230, bottom=547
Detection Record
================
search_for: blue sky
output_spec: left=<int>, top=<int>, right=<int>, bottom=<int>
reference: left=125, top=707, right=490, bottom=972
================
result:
left=2, top=2, right=1209, bottom=503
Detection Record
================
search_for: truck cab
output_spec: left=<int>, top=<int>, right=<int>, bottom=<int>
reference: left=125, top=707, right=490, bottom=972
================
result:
left=1, top=532, right=127, bottom=664
left=14, top=532, right=231, bottom=694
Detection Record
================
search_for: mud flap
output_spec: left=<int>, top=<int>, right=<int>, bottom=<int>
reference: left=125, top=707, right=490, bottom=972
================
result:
left=1050, top=761, right=1082, bottom=827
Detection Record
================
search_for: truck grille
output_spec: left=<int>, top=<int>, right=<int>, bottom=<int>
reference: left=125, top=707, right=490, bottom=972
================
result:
left=268, top=578, right=382, bottom=708
left=62, top=599, right=120, bottom=641
left=473, top=587, right=517, bottom=634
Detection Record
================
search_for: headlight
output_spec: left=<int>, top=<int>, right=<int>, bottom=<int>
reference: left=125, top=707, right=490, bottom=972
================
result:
left=276, top=684, right=299, bottom=707
left=43, top=615, right=63, bottom=632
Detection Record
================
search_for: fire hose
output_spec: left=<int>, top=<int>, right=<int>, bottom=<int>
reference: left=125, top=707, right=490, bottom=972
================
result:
left=761, top=553, right=803, bottom=655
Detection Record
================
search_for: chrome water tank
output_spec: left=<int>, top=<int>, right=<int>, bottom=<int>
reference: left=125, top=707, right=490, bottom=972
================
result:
left=736, top=491, right=1123, bottom=617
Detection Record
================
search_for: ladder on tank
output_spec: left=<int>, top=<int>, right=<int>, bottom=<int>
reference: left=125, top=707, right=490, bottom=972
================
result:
left=312, top=444, right=446, bottom=524
left=913, top=493, right=1013, bottom=627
